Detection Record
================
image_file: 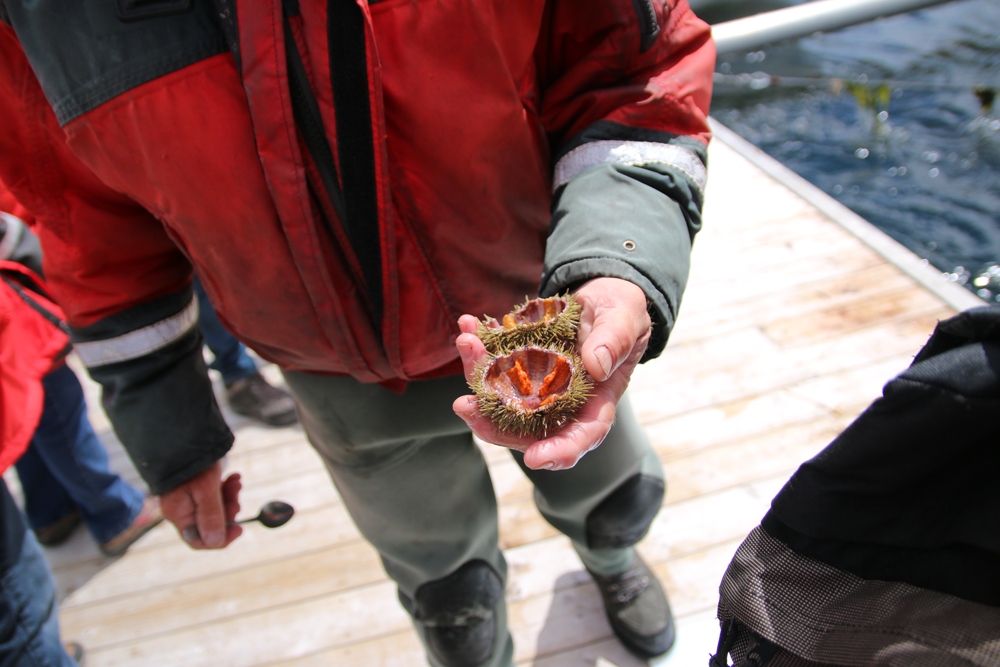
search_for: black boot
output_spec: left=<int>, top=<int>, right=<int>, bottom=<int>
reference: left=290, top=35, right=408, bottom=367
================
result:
left=587, top=551, right=676, bottom=658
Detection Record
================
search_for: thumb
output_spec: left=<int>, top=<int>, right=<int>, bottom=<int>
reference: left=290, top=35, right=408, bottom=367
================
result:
left=579, top=308, right=642, bottom=383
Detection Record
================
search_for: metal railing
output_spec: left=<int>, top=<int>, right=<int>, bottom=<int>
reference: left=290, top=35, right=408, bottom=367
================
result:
left=710, top=0, right=957, bottom=54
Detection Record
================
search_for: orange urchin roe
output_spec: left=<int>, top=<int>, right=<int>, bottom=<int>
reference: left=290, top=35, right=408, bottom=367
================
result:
left=537, top=357, right=570, bottom=399
left=502, top=314, right=517, bottom=329
left=543, top=299, right=559, bottom=322
left=505, top=358, right=532, bottom=395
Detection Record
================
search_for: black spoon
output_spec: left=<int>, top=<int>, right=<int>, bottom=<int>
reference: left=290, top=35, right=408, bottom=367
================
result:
left=181, top=500, right=295, bottom=543
left=237, top=500, right=295, bottom=528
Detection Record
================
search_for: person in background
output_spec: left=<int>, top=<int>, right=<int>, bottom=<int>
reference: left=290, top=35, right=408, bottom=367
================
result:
left=0, top=255, right=84, bottom=666
left=14, top=362, right=164, bottom=557
left=2, top=209, right=164, bottom=557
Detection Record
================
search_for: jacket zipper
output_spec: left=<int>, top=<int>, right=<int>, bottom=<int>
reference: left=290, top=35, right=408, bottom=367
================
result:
left=630, top=0, right=661, bottom=53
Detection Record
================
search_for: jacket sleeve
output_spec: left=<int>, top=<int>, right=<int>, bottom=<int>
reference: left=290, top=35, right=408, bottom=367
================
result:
left=536, top=0, right=714, bottom=360
left=70, top=287, right=234, bottom=496
left=0, top=24, right=233, bottom=495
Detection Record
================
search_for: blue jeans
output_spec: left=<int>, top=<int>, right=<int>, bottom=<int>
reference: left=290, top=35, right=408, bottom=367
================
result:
left=0, top=482, right=77, bottom=667
left=13, top=364, right=143, bottom=545
left=193, top=277, right=257, bottom=385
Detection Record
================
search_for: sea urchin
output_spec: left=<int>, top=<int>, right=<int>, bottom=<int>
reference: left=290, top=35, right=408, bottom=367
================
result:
left=470, top=345, right=593, bottom=438
left=476, top=294, right=581, bottom=354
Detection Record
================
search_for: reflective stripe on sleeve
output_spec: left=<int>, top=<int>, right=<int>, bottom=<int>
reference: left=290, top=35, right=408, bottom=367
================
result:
left=74, top=296, right=199, bottom=368
left=553, top=140, right=707, bottom=195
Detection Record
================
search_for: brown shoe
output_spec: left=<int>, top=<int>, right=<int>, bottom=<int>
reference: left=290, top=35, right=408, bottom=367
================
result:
left=99, top=497, right=164, bottom=557
left=64, top=640, right=84, bottom=664
left=34, top=509, right=83, bottom=547
left=587, top=552, right=676, bottom=658
left=225, top=372, right=298, bottom=427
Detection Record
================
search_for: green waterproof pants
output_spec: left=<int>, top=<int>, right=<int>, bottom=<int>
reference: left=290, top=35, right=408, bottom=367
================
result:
left=282, top=371, right=663, bottom=667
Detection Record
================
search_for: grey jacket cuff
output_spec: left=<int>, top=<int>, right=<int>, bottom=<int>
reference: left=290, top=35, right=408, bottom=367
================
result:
left=0, top=213, right=44, bottom=276
left=540, top=161, right=704, bottom=361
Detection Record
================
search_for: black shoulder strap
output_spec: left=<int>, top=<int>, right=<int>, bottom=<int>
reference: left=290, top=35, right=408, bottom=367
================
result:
left=281, top=0, right=382, bottom=331
left=326, top=0, right=382, bottom=328
left=282, top=4, right=348, bottom=227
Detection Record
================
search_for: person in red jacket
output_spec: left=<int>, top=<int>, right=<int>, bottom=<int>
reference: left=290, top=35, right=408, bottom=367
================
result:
left=0, top=1, right=715, bottom=664
left=1, top=211, right=165, bottom=556
left=0, top=259, right=81, bottom=666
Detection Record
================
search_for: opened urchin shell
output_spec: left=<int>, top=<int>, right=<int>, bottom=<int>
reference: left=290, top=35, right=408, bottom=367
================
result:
left=470, top=345, right=594, bottom=438
left=476, top=294, right=581, bottom=354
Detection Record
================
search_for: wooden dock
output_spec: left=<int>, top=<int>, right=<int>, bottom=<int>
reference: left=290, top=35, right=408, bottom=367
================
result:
left=8, top=120, right=984, bottom=666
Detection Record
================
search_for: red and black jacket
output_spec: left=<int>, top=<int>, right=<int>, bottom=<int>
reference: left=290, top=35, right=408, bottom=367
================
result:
left=0, top=0, right=713, bottom=493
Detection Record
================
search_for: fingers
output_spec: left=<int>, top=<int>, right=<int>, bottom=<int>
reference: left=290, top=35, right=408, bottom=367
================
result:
left=521, top=390, right=617, bottom=470
left=161, top=462, right=244, bottom=550
left=453, top=395, right=534, bottom=451
left=457, top=314, right=479, bottom=336
left=454, top=389, right=617, bottom=470
left=222, top=472, right=242, bottom=523
left=180, top=521, right=243, bottom=548
left=452, top=279, right=649, bottom=469
left=455, top=316, right=488, bottom=381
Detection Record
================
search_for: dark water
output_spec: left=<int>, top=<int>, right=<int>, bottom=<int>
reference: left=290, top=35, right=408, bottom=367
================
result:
left=707, top=0, right=1000, bottom=302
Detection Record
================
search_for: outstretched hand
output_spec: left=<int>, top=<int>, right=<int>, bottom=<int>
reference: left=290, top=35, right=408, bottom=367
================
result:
left=453, top=277, right=651, bottom=470
left=159, top=461, right=243, bottom=550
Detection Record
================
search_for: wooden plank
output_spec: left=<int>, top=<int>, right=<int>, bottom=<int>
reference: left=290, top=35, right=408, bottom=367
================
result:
left=60, top=539, right=385, bottom=651
left=787, top=353, right=914, bottom=414
left=681, top=255, right=887, bottom=319
left=499, top=472, right=790, bottom=610
left=672, top=262, right=919, bottom=344
left=269, top=631, right=426, bottom=667
left=629, top=308, right=952, bottom=425
left=661, top=414, right=852, bottom=505
left=73, top=580, right=413, bottom=667
left=60, top=504, right=363, bottom=606
left=227, top=425, right=309, bottom=455
left=68, top=536, right=742, bottom=667
left=498, top=497, right=561, bottom=551
left=760, top=285, right=946, bottom=346
left=224, top=439, right=328, bottom=483
left=643, top=477, right=785, bottom=563
left=489, top=457, right=536, bottom=504
left=642, top=389, right=829, bottom=460
left=528, top=638, right=647, bottom=667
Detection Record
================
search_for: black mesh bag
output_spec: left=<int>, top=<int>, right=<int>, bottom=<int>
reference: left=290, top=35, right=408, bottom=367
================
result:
left=710, top=305, right=1000, bottom=667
